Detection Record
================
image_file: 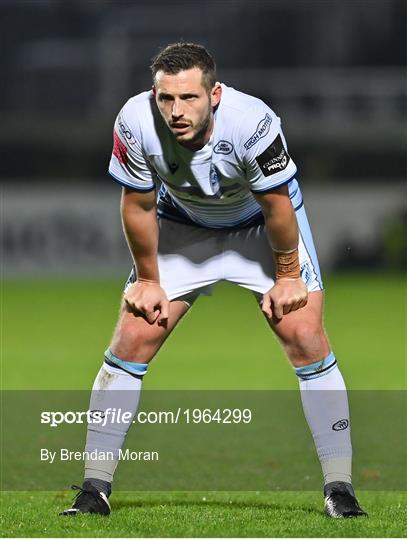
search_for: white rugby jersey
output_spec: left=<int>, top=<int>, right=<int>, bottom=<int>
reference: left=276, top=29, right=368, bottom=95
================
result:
left=108, top=84, right=303, bottom=229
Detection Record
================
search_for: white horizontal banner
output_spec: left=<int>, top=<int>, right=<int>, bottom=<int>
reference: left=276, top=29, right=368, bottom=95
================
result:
left=2, top=181, right=129, bottom=276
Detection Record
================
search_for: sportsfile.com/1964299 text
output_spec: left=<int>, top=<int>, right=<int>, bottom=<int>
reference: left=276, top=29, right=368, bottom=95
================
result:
left=40, top=408, right=253, bottom=427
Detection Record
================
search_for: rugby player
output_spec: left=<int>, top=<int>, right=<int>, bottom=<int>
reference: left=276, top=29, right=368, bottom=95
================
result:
left=61, top=42, right=366, bottom=518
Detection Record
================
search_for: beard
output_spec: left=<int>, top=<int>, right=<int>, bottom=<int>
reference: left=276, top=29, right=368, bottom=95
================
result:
left=172, top=104, right=213, bottom=150
left=190, top=107, right=212, bottom=143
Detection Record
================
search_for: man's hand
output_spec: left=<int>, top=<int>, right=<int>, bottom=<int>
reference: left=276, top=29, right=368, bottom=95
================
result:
left=261, top=278, right=308, bottom=321
left=124, top=280, right=169, bottom=325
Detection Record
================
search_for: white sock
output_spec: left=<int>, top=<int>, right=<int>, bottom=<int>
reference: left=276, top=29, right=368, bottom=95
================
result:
left=295, top=352, right=352, bottom=485
left=84, top=349, right=147, bottom=484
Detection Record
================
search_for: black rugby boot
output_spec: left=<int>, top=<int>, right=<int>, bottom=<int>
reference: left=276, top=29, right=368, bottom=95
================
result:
left=59, top=481, right=111, bottom=516
left=324, top=481, right=367, bottom=518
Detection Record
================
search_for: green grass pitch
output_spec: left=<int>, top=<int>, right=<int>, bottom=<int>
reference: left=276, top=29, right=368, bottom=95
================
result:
left=2, top=491, right=406, bottom=538
left=1, top=273, right=406, bottom=537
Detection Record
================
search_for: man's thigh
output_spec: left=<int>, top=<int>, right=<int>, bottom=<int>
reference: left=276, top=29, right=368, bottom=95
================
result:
left=264, top=290, right=331, bottom=366
left=110, top=299, right=190, bottom=363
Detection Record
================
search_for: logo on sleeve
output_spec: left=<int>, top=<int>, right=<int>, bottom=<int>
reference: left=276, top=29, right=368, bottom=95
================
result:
left=214, top=140, right=233, bottom=154
left=255, top=134, right=290, bottom=176
left=118, top=112, right=137, bottom=146
left=244, top=113, right=273, bottom=150
left=113, top=130, right=128, bottom=164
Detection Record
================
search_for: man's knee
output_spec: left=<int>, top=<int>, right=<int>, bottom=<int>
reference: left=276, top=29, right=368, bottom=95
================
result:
left=110, top=298, right=189, bottom=362
left=111, top=315, right=163, bottom=363
left=291, top=320, right=325, bottom=346
left=281, top=321, right=330, bottom=366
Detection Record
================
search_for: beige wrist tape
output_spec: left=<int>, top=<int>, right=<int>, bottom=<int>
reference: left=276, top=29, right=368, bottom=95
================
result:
left=273, top=247, right=300, bottom=279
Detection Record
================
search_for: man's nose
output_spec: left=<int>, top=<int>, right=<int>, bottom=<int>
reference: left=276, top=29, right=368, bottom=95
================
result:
left=171, top=100, right=184, bottom=119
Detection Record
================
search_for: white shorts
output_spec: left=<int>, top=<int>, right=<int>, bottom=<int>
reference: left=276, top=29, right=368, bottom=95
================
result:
left=125, top=204, right=323, bottom=304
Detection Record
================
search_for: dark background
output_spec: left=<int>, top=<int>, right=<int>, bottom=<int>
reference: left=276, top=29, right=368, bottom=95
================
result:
left=1, top=0, right=406, bottom=181
left=1, top=0, right=406, bottom=273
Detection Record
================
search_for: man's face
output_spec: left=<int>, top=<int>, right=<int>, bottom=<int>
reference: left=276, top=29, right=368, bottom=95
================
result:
left=153, top=67, right=221, bottom=149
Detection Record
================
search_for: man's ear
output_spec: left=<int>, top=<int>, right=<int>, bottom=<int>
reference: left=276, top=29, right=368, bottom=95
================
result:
left=152, top=85, right=157, bottom=96
left=211, top=82, right=222, bottom=107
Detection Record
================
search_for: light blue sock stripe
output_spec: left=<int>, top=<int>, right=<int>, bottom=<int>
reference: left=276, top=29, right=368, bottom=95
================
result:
left=296, top=352, right=335, bottom=374
left=104, top=348, right=148, bottom=375
left=295, top=352, right=337, bottom=380
left=297, top=363, right=337, bottom=380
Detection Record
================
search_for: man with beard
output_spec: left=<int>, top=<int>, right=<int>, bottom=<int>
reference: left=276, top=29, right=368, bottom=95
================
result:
left=61, top=42, right=366, bottom=519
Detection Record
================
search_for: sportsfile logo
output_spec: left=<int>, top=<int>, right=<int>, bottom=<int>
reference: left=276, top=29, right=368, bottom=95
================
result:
left=41, top=409, right=133, bottom=428
left=244, top=113, right=273, bottom=150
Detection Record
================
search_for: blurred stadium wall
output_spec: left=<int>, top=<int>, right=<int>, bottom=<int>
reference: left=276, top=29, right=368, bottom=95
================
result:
left=1, top=0, right=406, bottom=276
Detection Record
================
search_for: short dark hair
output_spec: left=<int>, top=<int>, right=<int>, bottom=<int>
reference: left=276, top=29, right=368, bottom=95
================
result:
left=151, top=42, right=216, bottom=90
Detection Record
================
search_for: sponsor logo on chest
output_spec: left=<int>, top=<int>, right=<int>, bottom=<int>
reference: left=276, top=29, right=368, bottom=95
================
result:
left=214, top=140, right=234, bottom=154
left=167, top=161, right=179, bottom=174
